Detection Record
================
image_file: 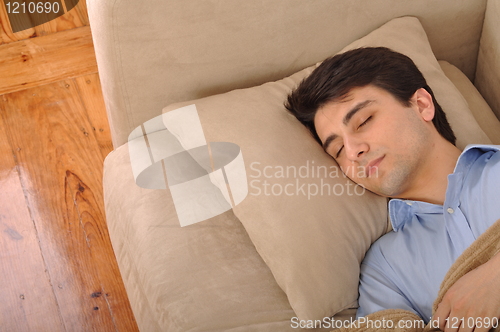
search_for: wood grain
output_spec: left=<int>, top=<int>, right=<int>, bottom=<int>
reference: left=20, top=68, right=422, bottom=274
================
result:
left=0, top=79, right=138, bottom=331
left=74, top=74, right=114, bottom=159
left=0, top=98, right=65, bottom=332
left=0, top=25, right=97, bottom=96
left=0, top=0, right=138, bottom=329
left=0, top=0, right=88, bottom=45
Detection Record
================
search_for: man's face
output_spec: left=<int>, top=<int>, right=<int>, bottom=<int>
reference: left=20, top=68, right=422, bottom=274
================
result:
left=314, top=85, right=434, bottom=198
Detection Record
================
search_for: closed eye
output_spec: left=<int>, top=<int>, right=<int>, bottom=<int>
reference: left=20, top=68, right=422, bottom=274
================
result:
left=334, top=116, right=372, bottom=159
left=336, top=146, right=343, bottom=158
left=358, top=116, right=372, bottom=129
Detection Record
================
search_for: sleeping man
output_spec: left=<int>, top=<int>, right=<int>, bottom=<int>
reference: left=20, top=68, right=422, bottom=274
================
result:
left=285, top=47, right=500, bottom=332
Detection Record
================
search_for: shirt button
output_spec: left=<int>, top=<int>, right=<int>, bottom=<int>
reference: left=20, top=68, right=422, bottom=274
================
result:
left=406, top=201, right=413, bottom=206
left=447, top=207, right=454, bottom=214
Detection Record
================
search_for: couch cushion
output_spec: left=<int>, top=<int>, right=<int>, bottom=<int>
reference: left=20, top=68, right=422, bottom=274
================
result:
left=104, top=145, right=336, bottom=332
left=160, top=17, right=491, bottom=322
left=102, top=59, right=492, bottom=332
left=439, top=60, right=500, bottom=144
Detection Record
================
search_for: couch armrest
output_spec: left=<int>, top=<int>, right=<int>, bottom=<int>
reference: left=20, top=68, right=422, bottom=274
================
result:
left=475, top=0, right=500, bottom=120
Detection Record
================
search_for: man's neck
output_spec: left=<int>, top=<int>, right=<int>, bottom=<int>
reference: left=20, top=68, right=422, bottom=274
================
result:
left=399, top=140, right=462, bottom=206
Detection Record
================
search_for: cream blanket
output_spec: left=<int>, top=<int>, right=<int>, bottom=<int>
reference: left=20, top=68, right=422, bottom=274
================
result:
left=338, top=218, right=500, bottom=332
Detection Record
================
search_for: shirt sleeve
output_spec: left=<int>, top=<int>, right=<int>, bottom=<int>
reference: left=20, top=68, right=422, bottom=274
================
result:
left=356, top=250, right=419, bottom=319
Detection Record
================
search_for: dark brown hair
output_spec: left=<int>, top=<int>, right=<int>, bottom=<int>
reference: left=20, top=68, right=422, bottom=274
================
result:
left=285, top=47, right=456, bottom=146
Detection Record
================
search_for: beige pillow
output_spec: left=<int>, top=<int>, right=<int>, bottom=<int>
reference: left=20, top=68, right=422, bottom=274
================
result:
left=161, top=17, right=491, bottom=321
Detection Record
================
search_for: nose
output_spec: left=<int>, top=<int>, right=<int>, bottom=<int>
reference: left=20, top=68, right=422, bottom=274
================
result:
left=344, top=136, right=368, bottom=162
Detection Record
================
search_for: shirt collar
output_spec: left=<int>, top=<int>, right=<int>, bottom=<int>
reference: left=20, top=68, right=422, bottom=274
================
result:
left=389, top=199, right=442, bottom=231
left=389, top=199, right=412, bottom=231
left=388, top=144, right=500, bottom=232
left=453, top=144, right=500, bottom=175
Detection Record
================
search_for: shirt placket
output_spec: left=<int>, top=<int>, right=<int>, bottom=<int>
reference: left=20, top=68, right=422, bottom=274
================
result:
left=445, top=207, right=475, bottom=255
left=444, top=170, right=476, bottom=256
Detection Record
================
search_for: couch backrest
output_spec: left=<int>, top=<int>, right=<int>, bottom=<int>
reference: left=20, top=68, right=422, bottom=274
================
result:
left=87, top=0, right=488, bottom=148
left=475, top=0, right=500, bottom=121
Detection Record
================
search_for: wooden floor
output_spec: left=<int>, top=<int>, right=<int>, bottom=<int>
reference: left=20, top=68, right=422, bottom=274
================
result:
left=0, top=2, right=139, bottom=331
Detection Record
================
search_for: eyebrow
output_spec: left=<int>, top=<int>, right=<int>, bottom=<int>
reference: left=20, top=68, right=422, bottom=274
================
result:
left=321, top=99, right=374, bottom=152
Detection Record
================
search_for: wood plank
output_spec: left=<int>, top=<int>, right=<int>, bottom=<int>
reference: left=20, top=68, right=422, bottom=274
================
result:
left=0, top=0, right=88, bottom=45
left=0, top=25, right=97, bottom=96
left=74, top=74, right=113, bottom=159
left=0, top=97, right=65, bottom=331
left=71, top=74, right=139, bottom=331
left=65, top=162, right=140, bottom=331
left=0, top=80, right=138, bottom=331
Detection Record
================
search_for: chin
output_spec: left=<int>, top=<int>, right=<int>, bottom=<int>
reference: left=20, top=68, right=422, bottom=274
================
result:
left=357, top=183, right=382, bottom=197
left=365, top=182, right=398, bottom=198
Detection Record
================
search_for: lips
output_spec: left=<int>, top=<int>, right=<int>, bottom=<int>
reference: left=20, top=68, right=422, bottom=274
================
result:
left=366, top=155, right=384, bottom=178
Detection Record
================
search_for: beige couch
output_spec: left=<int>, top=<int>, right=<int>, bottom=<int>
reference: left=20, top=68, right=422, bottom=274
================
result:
left=87, top=0, right=500, bottom=331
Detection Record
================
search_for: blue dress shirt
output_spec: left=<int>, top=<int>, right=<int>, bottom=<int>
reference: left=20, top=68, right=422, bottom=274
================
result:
left=356, top=145, right=500, bottom=323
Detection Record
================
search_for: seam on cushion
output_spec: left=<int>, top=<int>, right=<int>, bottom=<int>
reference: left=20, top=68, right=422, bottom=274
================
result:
left=112, top=0, right=134, bottom=145
left=108, top=2, right=156, bottom=328
left=334, top=299, right=360, bottom=319
left=473, top=0, right=489, bottom=84
left=103, top=144, right=160, bottom=330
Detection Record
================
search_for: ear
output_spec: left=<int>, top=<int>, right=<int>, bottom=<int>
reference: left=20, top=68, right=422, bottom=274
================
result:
left=413, top=88, right=435, bottom=122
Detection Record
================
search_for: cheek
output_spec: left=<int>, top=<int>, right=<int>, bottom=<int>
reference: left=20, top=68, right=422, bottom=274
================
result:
left=372, top=120, right=397, bottom=141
